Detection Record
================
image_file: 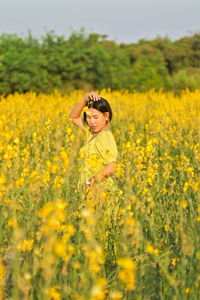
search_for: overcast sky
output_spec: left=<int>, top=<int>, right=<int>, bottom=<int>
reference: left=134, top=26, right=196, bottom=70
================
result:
left=1, top=0, right=200, bottom=43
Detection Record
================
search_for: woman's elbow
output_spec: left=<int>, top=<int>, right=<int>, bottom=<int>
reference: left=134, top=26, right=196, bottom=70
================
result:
left=68, top=112, right=73, bottom=119
left=111, top=162, right=116, bottom=174
left=108, top=162, right=116, bottom=176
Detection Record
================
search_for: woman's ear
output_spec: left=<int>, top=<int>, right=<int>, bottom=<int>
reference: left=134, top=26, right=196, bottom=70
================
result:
left=104, top=112, right=110, bottom=121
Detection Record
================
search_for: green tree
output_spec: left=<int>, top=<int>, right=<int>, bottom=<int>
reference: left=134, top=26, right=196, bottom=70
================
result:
left=131, top=54, right=168, bottom=91
left=0, top=33, right=48, bottom=94
left=0, top=30, right=200, bottom=94
left=168, top=68, right=200, bottom=92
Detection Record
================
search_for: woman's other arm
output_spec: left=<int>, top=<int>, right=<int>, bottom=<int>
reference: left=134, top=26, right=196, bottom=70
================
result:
left=100, top=162, right=116, bottom=181
left=88, top=162, right=116, bottom=186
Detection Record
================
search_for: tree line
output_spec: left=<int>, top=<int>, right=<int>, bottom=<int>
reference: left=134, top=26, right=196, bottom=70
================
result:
left=0, top=29, right=200, bottom=94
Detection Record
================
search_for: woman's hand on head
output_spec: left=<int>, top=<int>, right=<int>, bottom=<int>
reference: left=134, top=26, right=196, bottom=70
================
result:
left=84, top=92, right=101, bottom=102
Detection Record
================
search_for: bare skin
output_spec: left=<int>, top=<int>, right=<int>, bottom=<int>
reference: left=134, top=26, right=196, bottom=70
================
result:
left=69, top=91, right=116, bottom=185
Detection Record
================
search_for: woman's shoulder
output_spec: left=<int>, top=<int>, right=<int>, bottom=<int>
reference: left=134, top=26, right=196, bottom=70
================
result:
left=98, top=129, right=115, bottom=139
left=97, top=129, right=117, bottom=148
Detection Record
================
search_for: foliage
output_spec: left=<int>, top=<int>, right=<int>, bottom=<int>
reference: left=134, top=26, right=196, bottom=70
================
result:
left=168, top=68, right=200, bottom=92
left=0, top=30, right=200, bottom=94
left=131, top=54, right=168, bottom=91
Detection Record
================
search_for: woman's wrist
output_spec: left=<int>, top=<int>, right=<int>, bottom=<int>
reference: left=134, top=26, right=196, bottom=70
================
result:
left=82, top=92, right=101, bottom=104
left=82, top=95, right=89, bottom=104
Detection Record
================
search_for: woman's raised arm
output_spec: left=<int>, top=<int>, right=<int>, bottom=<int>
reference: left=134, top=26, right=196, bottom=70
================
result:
left=69, top=92, right=100, bottom=130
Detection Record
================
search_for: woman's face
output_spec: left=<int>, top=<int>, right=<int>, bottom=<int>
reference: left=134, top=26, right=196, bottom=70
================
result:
left=86, top=108, right=109, bottom=133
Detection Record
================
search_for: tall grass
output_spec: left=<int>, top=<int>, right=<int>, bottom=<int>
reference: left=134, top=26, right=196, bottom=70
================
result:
left=0, top=89, right=199, bottom=299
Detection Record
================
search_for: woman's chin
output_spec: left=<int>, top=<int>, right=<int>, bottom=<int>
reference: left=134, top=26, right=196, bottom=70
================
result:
left=91, top=127, right=98, bottom=132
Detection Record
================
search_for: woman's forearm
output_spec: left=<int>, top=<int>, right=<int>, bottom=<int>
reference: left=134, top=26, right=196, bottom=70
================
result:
left=92, top=162, right=116, bottom=183
left=100, top=162, right=116, bottom=181
left=69, top=97, right=87, bottom=119
left=69, top=92, right=101, bottom=120
left=86, top=163, right=116, bottom=188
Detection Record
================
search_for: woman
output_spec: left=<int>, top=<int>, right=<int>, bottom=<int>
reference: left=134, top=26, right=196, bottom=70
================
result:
left=69, top=91, right=118, bottom=199
left=69, top=92, right=120, bottom=257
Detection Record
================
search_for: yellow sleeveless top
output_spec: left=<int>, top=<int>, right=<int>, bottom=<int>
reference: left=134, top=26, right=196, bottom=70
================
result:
left=77, top=126, right=118, bottom=192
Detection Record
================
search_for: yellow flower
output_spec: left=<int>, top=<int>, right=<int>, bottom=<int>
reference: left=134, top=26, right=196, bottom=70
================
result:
left=24, top=272, right=32, bottom=282
left=110, top=290, right=123, bottom=300
left=117, top=257, right=136, bottom=290
left=146, top=243, right=159, bottom=256
left=22, top=239, right=34, bottom=252
left=4, top=199, right=11, bottom=205
left=154, top=248, right=159, bottom=256
left=53, top=239, right=66, bottom=257
left=162, top=188, right=167, bottom=195
left=146, top=243, right=154, bottom=254
left=51, top=164, right=58, bottom=174
left=185, top=287, right=190, bottom=294
left=0, top=257, right=5, bottom=281
left=130, top=196, right=136, bottom=203
left=126, top=205, right=131, bottom=211
left=171, top=258, right=176, bottom=266
left=39, top=203, right=54, bottom=219
left=73, top=262, right=81, bottom=269
left=181, top=200, right=187, bottom=209
left=30, top=170, right=40, bottom=183
left=53, top=176, right=64, bottom=189
left=90, top=277, right=107, bottom=300
left=45, top=287, right=61, bottom=300
left=70, top=134, right=75, bottom=142
left=8, top=217, right=18, bottom=227
left=183, top=182, right=189, bottom=193
left=42, top=170, right=50, bottom=184
left=13, top=137, right=20, bottom=144
left=193, top=181, right=199, bottom=191
left=83, top=106, right=88, bottom=113
left=164, top=225, right=169, bottom=232
left=15, top=177, right=24, bottom=187
left=66, top=127, right=72, bottom=135
left=60, top=149, right=69, bottom=168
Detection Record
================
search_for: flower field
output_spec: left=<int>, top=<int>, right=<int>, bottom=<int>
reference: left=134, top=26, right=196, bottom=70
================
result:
left=0, top=90, right=199, bottom=299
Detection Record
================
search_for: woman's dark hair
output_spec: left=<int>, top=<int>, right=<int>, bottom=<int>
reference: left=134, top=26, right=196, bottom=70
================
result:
left=83, top=97, right=112, bottom=123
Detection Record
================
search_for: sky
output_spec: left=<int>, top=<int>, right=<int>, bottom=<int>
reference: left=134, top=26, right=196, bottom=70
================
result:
left=0, top=0, right=200, bottom=44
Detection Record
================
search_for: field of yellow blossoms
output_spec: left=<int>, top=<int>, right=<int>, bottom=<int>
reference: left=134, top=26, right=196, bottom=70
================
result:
left=0, top=89, right=199, bottom=299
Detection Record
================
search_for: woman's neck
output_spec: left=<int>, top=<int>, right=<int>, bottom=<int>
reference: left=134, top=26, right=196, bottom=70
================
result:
left=93, top=125, right=110, bottom=135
